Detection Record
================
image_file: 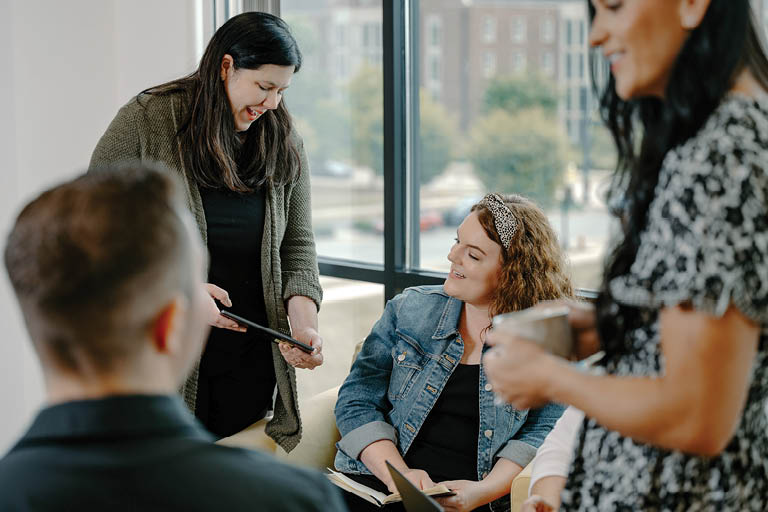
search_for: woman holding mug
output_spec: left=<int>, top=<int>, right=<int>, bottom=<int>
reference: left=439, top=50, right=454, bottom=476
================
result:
left=485, top=1, right=768, bottom=509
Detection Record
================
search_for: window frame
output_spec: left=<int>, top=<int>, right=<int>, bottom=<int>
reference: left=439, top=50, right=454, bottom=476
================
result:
left=216, top=0, right=599, bottom=303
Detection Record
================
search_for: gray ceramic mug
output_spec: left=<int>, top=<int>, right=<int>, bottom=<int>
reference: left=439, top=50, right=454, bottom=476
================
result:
left=491, top=305, right=573, bottom=358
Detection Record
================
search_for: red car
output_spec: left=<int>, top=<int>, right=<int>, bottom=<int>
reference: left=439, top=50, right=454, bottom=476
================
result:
left=373, top=210, right=444, bottom=233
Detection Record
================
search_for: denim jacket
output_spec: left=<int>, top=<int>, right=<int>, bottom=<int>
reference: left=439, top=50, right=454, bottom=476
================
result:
left=334, top=286, right=565, bottom=511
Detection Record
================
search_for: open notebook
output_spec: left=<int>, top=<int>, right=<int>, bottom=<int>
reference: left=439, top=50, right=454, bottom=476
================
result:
left=326, top=468, right=454, bottom=507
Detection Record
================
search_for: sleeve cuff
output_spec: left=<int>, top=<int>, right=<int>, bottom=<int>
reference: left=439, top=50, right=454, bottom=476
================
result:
left=496, top=439, right=538, bottom=468
left=282, top=270, right=323, bottom=309
left=337, top=421, right=397, bottom=460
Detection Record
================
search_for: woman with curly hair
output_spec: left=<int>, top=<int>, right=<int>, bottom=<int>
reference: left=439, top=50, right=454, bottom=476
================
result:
left=333, top=194, right=571, bottom=512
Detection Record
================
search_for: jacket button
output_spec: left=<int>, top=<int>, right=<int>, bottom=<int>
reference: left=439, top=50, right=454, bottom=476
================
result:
left=397, top=353, right=406, bottom=362
left=484, top=429, right=493, bottom=439
left=484, top=383, right=493, bottom=392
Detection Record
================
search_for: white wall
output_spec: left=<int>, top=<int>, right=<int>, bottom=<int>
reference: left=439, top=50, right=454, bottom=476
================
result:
left=0, top=0, right=201, bottom=454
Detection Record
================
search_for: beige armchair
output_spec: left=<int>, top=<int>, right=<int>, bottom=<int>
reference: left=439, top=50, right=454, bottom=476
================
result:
left=219, top=384, right=532, bottom=512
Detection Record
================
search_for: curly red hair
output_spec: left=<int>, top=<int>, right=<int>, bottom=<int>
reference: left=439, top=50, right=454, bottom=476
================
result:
left=471, top=194, right=573, bottom=318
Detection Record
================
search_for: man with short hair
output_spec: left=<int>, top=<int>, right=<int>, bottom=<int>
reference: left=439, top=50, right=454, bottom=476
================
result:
left=0, top=165, right=346, bottom=511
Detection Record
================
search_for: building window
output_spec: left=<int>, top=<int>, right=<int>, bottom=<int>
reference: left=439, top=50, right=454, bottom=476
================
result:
left=335, top=25, right=347, bottom=47
left=427, top=14, right=441, bottom=47
left=336, top=54, right=348, bottom=78
left=428, top=85, right=441, bottom=101
left=541, top=16, right=555, bottom=43
left=363, top=22, right=382, bottom=48
left=541, top=51, right=555, bottom=77
left=483, top=16, right=496, bottom=43
left=483, top=51, right=497, bottom=78
left=511, top=17, right=527, bottom=43
left=579, top=20, right=586, bottom=45
left=566, top=19, right=573, bottom=46
left=566, top=52, right=573, bottom=79
left=579, top=53, right=585, bottom=79
left=512, top=51, right=526, bottom=73
left=429, top=54, right=441, bottom=82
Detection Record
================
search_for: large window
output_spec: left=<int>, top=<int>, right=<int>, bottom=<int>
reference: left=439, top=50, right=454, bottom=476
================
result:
left=220, top=0, right=612, bottom=326
left=415, top=0, right=615, bottom=290
left=280, top=0, right=385, bottom=269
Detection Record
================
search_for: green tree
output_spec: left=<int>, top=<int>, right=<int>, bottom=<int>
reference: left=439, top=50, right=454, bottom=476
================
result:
left=347, top=66, right=384, bottom=175
left=418, top=90, right=458, bottom=184
left=282, top=14, right=352, bottom=165
left=468, top=108, right=567, bottom=207
left=587, top=122, right=617, bottom=171
left=482, top=74, right=559, bottom=116
left=345, top=68, right=458, bottom=183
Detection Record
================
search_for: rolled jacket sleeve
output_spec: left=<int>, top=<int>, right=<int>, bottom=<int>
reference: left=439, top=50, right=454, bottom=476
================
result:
left=334, top=294, right=405, bottom=460
left=497, top=401, right=566, bottom=468
left=337, top=421, right=398, bottom=461
left=496, top=439, right=539, bottom=469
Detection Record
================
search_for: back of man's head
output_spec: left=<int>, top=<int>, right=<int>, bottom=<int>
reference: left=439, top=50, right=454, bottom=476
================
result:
left=4, top=165, right=204, bottom=385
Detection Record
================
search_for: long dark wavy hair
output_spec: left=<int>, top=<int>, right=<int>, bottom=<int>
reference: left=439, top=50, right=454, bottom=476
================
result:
left=592, top=0, right=768, bottom=355
left=141, top=12, right=303, bottom=192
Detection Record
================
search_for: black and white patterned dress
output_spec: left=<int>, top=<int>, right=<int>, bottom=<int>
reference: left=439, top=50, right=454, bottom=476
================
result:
left=562, top=95, right=768, bottom=511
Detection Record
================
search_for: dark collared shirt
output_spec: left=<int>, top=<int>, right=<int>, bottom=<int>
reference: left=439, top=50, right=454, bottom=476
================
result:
left=0, top=394, right=346, bottom=511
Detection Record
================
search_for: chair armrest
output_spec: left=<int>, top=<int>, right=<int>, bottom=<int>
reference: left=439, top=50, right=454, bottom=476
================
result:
left=275, top=385, right=341, bottom=470
left=510, top=462, right=533, bottom=512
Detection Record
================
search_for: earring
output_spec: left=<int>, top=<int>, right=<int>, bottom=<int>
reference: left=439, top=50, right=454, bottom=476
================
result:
left=681, top=15, right=697, bottom=30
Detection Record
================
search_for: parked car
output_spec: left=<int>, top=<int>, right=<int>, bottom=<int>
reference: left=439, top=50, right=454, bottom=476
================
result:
left=311, top=159, right=354, bottom=179
left=419, top=209, right=444, bottom=231
left=372, top=210, right=445, bottom=234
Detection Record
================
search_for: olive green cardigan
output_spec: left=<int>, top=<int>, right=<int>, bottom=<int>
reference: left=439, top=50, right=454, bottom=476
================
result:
left=89, top=93, right=322, bottom=452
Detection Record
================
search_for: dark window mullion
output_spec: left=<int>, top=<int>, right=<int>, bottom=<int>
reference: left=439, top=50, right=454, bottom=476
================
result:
left=383, top=0, right=408, bottom=300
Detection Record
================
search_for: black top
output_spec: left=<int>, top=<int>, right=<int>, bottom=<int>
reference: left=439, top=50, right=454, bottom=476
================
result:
left=0, top=395, right=347, bottom=511
left=199, top=186, right=270, bottom=365
left=196, top=187, right=276, bottom=437
left=404, top=364, right=480, bottom=482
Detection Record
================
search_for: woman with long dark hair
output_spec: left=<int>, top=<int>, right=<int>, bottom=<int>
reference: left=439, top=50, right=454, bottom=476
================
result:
left=90, top=12, right=323, bottom=451
left=484, top=0, right=768, bottom=509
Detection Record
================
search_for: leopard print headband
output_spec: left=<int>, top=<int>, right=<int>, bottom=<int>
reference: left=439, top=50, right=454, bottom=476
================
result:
left=477, top=193, right=517, bottom=249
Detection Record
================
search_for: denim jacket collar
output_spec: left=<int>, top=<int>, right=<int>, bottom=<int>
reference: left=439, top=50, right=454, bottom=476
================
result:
left=431, top=294, right=463, bottom=340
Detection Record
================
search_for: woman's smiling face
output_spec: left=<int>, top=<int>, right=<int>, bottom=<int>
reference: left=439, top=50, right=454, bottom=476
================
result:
left=220, top=55, right=294, bottom=132
left=443, top=211, right=502, bottom=308
left=589, top=0, right=700, bottom=100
